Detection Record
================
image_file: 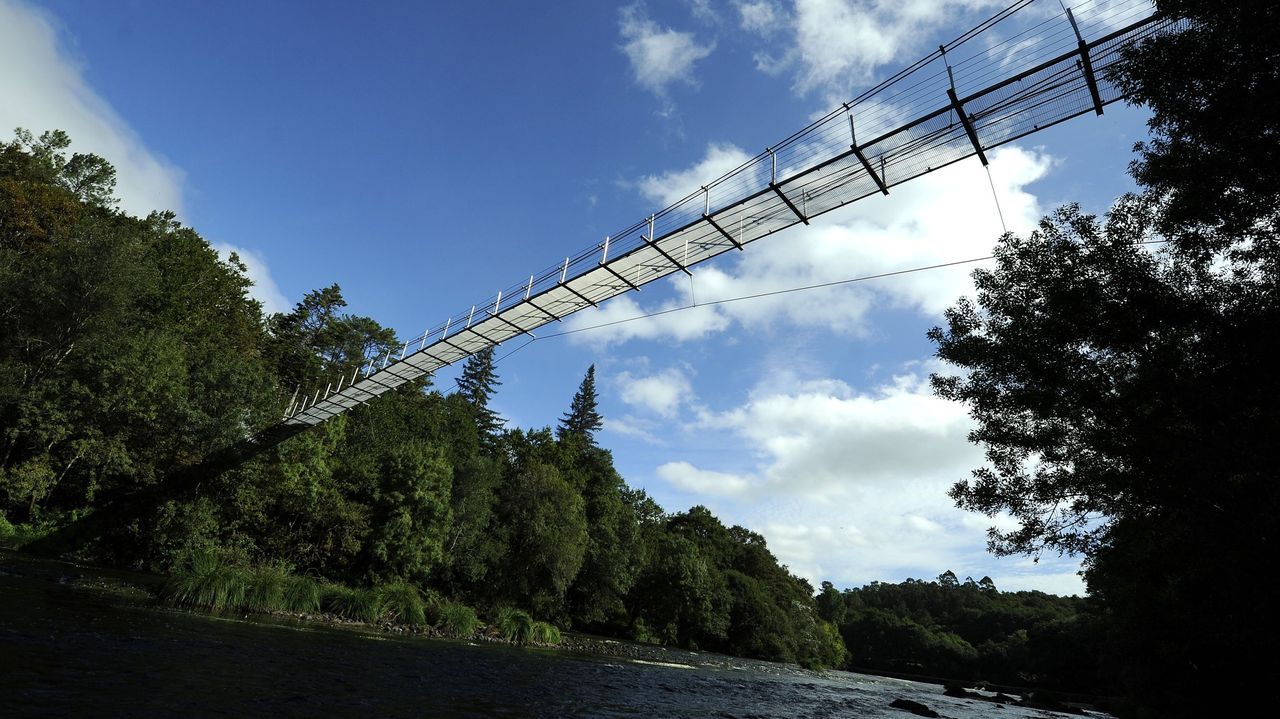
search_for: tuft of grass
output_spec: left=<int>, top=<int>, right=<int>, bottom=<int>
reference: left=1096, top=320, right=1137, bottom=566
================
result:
left=244, top=565, right=288, bottom=613
left=495, top=606, right=535, bottom=644
left=282, top=574, right=321, bottom=613
left=438, top=601, right=481, bottom=637
left=530, top=621, right=561, bottom=645
left=162, top=551, right=249, bottom=612
left=323, top=585, right=387, bottom=623
left=377, top=581, right=426, bottom=626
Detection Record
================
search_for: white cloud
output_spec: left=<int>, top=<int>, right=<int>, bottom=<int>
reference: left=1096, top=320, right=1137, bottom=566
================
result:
left=618, top=366, right=694, bottom=417
left=604, top=415, right=667, bottom=445
left=569, top=142, right=1052, bottom=346
left=756, top=0, right=1002, bottom=97
left=0, top=0, right=185, bottom=218
left=645, top=362, right=1085, bottom=593
left=212, top=243, right=291, bottom=316
left=737, top=1, right=782, bottom=34
left=563, top=292, right=730, bottom=346
left=658, top=461, right=751, bottom=496
left=694, top=370, right=980, bottom=497
left=619, top=2, right=716, bottom=98
left=687, top=0, right=719, bottom=23
left=992, top=566, right=1086, bottom=596
left=635, top=142, right=757, bottom=209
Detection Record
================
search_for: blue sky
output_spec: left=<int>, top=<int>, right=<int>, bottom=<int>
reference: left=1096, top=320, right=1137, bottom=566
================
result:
left=1, top=0, right=1155, bottom=595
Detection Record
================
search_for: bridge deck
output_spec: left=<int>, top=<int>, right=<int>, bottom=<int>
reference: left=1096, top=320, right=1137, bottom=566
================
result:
left=286, top=1, right=1174, bottom=426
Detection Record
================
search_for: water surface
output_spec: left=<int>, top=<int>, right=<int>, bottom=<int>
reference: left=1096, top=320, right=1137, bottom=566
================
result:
left=0, top=553, right=1094, bottom=718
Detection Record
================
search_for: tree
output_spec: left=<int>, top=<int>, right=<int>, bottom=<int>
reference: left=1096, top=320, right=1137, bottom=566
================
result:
left=1116, top=0, right=1280, bottom=257
left=454, top=347, right=503, bottom=440
left=929, top=3, right=1280, bottom=711
left=10, top=128, right=117, bottom=207
left=557, top=364, right=603, bottom=444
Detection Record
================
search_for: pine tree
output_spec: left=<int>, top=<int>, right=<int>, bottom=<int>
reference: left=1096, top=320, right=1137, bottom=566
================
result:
left=557, top=364, right=604, bottom=444
left=454, top=346, right=503, bottom=438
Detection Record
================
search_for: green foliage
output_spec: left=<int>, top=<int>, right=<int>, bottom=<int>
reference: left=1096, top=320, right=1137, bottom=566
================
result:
left=454, top=347, right=503, bottom=440
left=494, top=606, right=535, bottom=644
left=530, top=621, right=562, bottom=646
left=438, top=601, right=481, bottom=637
left=282, top=574, right=322, bottom=613
left=376, top=581, right=427, bottom=626
left=495, top=446, right=588, bottom=618
left=244, top=564, right=289, bottom=613
left=322, top=585, right=387, bottom=623
left=556, top=364, right=603, bottom=444
left=162, top=552, right=248, bottom=612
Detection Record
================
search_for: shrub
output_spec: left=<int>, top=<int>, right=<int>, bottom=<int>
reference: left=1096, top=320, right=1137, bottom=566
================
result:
left=530, top=621, right=561, bottom=645
left=438, top=601, right=481, bottom=637
left=495, top=606, right=534, bottom=644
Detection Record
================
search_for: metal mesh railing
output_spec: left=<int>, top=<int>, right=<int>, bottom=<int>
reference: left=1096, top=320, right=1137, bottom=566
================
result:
left=285, top=0, right=1168, bottom=425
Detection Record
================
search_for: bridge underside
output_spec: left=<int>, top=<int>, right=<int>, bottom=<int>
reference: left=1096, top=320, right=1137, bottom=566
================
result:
left=286, top=2, right=1173, bottom=427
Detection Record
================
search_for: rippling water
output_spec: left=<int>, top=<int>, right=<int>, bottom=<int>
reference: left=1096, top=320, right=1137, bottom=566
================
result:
left=0, top=553, right=1096, bottom=718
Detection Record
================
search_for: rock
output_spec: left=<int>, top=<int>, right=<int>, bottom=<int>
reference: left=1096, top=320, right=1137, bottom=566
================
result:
left=943, top=683, right=971, bottom=698
left=889, top=698, right=941, bottom=718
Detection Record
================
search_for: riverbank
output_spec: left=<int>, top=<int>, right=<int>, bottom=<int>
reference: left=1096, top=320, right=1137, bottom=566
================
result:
left=0, top=549, right=800, bottom=674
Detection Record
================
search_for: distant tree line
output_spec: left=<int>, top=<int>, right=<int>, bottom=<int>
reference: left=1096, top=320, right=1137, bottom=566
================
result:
left=817, top=573, right=1109, bottom=694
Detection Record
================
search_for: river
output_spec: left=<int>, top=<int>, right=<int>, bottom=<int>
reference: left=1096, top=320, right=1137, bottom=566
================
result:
left=0, top=551, right=1100, bottom=718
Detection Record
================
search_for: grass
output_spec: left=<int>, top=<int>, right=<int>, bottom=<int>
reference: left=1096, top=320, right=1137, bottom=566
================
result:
left=530, top=621, right=562, bottom=646
left=322, top=585, right=387, bottom=623
left=438, top=601, right=481, bottom=637
left=377, top=581, right=426, bottom=626
left=162, top=551, right=248, bottom=611
left=495, top=606, right=535, bottom=644
left=282, top=574, right=322, bottom=613
left=159, top=557, right=487, bottom=643
left=244, top=564, right=288, bottom=612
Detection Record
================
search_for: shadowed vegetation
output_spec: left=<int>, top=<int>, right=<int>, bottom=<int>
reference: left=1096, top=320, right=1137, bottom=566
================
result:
left=439, top=601, right=481, bottom=638
left=495, top=607, right=535, bottom=645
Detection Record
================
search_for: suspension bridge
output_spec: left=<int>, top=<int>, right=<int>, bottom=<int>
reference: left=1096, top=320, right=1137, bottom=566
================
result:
left=283, top=0, right=1173, bottom=428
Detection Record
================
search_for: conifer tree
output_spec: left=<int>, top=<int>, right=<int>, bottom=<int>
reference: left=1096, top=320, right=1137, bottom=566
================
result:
left=557, top=364, right=604, bottom=444
left=454, top=347, right=503, bottom=438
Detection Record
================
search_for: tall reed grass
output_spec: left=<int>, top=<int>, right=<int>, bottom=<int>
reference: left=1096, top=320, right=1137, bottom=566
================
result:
left=161, top=556, right=490, bottom=640
left=321, top=585, right=387, bottom=623
left=530, top=621, right=562, bottom=645
left=494, top=607, right=535, bottom=644
left=438, top=601, right=481, bottom=637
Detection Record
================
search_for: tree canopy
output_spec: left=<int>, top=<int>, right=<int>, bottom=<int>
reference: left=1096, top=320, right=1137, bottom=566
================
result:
left=930, top=2, right=1280, bottom=713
